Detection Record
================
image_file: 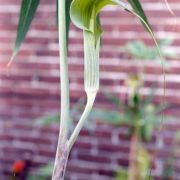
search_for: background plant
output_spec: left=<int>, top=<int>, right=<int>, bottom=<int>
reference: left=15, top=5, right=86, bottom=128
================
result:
left=124, top=39, right=176, bottom=60
left=91, top=76, right=167, bottom=180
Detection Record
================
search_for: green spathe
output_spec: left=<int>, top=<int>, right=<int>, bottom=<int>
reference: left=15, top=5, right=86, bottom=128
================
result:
left=70, top=0, right=117, bottom=45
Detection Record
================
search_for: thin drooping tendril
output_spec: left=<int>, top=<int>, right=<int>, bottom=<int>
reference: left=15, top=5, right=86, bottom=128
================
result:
left=149, top=0, right=177, bottom=178
left=131, top=8, right=166, bottom=131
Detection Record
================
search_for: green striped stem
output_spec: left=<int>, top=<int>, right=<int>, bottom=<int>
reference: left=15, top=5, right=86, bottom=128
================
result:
left=68, top=31, right=100, bottom=149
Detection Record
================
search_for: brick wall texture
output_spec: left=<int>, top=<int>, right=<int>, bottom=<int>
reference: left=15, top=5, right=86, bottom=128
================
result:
left=0, top=0, right=180, bottom=179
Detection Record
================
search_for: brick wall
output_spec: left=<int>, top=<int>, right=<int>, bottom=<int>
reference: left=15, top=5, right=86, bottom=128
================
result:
left=0, top=0, right=180, bottom=179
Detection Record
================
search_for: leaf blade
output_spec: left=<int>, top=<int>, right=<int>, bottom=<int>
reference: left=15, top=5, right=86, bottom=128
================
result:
left=9, top=0, right=40, bottom=65
left=128, top=0, right=151, bottom=30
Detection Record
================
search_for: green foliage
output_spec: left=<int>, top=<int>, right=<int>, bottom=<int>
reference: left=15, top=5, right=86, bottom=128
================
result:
left=90, top=72, right=169, bottom=179
left=137, top=148, right=151, bottom=179
left=70, top=0, right=154, bottom=47
left=124, top=39, right=176, bottom=60
left=115, top=148, right=153, bottom=180
left=11, top=0, right=152, bottom=64
left=91, top=90, right=165, bottom=141
left=128, top=0, right=150, bottom=31
left=10, top=0, right=72, bottom=65
left=28, top=163, right=53, bottom=180
left=10, top=0, right=40, bottom=63
left=115, top=168, right=128, bottom=180
left=91, top=109, right=126, bottom=125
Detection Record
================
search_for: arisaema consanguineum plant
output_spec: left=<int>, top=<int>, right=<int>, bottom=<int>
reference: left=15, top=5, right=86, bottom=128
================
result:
left=10, top=0, right=163, bottom=179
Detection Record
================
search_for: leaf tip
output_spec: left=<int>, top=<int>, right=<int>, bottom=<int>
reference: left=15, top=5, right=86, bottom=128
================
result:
left=8, top=51, right=17, bottom=67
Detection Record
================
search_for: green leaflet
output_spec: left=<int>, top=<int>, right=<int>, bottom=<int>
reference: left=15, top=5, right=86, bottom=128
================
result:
left=9, top=0, right=40, bottom=65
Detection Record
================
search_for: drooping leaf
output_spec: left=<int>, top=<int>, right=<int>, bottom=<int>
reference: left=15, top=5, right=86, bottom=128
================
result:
left=9, top=0, right=40, bottom=65
left=128, top=0, right=151, bottom=31
left=116, top=0, right=164, bottom=69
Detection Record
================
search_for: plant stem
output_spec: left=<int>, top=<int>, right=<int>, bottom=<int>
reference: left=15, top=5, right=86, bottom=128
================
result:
left=68, top=30, right=99, bottom=150
left=68, top=92, right=96, bottom=149
left=128, top=127, right=139, bottom=180
left=52, top=0, right=70, bottom=179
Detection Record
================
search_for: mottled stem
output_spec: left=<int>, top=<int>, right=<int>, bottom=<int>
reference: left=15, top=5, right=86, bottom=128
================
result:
left=52, top=0, right=70, bottom=179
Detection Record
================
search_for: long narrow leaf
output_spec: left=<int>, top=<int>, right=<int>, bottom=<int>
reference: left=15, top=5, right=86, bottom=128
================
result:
left=128, top=0, right=151, bottom=31
left=9, top=0, right=40, bottom=65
